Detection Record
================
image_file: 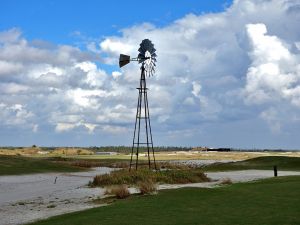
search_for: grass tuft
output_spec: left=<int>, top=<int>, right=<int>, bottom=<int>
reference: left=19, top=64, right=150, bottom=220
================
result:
left=220, top=178, right=233, bottom=185
left=91, top=168, right=210, bottom=187
left=105, top=185, right=130, bottom=199
left=137, top=179, right=157, bottom=195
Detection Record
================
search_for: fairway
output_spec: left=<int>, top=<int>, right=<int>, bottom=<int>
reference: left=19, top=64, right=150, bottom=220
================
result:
left=1, top=155, right=300, bottom=176
left=28, top=176, right=300, bottom=225
left=61, top=151, right=300, bottom=161
left=0, top=155, right=86, bottom=175
left=204, top=156, right=300, bottom=172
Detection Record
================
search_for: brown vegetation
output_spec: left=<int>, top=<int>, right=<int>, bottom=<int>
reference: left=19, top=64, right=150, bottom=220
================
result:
left=0, top=147, right=41, bottom=156
left=105, top=185, right=130, bottom=199
left=70, top=161, right=104, bottom=168
left=220, top=178, right=233, bottom=185
left=157, top=161, right=191, bottom=170
left=137, top=179, right=157, bottom=194
left=91, top=168, right=210, bottom=187
left=51, top=148, right=94, bottom=155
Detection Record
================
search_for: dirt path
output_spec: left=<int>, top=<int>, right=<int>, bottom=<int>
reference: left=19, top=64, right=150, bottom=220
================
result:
left=0, top=168, right=299, bottom=225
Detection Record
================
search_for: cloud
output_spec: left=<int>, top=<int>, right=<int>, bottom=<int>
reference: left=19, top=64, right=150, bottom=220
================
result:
left=0, top=103, right=34, bottom=127
left=0, top=28, right=133, bottom=137
left=260, top=108, right=281, bottom=134
left=1, top=0, right=300, bottom=147
left=244, top=23, right=299, bottom=105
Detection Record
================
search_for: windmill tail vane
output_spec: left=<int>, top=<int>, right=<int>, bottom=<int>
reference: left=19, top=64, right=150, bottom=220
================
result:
left=118, top=39, right=157, bottom=171
left=119, top=54, right=151, bottom=67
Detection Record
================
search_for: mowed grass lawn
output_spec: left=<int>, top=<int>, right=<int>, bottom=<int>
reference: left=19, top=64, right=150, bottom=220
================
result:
left=0, top=155, right=86, bottom=175
left=204, top=156, right=300, bottom=172
left=29, top=176, right=300, bottom=225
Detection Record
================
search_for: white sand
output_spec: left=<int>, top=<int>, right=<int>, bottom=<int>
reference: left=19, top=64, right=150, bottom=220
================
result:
left=171, top=159, right=239, bottom=167
left=0, top=167, right=114, bottom=225
left=159, top=170, right=300, bottom=190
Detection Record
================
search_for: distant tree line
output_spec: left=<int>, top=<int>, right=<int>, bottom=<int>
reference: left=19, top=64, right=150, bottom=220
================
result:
left=88, top=146, right=192, bottom=154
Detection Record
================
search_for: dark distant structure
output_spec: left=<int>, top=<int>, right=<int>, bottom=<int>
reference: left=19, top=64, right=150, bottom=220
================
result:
left=209, top=148, right=231, bottom=152
left=119, top=39, right=157, bottom=171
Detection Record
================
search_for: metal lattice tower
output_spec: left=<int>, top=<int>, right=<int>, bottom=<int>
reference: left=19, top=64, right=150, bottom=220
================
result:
left=119, top=39, right=157, bottom=170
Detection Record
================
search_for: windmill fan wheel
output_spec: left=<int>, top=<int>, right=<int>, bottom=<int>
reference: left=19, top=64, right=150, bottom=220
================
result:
left=138, top=39, right=157, bottom=76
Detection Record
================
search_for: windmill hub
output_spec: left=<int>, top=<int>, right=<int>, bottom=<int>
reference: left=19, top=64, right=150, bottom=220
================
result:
left=144, top=51, right=151, bottom=65
left=119, top=39, right=157, bottom=171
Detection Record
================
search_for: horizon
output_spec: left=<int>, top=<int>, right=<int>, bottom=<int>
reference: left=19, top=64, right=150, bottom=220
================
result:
left=1, top=145, right=300, bottom=151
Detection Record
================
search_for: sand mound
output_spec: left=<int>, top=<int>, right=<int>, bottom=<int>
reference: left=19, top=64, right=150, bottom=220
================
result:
left=51, top=148, right=94, bottom=155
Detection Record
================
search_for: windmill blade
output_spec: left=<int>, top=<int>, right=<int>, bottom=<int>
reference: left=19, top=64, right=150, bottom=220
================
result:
left=151, top=67, right=155, bottom=75
left=151, top=53, right=157, bottom=58
left=138, top=46, right=146, bottom=53
left=141, top=40, right=149, bottom=50
left=149, top=47, right=156, bottom=54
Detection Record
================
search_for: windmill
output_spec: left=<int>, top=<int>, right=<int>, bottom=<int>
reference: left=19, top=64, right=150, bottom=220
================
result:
left=119, top=39, right=157, bottom=171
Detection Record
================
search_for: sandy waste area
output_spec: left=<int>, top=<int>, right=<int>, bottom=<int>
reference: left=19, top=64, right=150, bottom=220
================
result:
left=1, top=163, right=300, bottom=225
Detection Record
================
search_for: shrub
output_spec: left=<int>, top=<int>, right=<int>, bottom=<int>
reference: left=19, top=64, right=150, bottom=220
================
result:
left=92, top=168, right=210, bottom=187
left=105, top=185, right=130, bottom=199
left=157, top=162, right=190, bottom=170
left=137, top=179, right=157, bottom=195
left=220, top=178, right=233, bottom=185
left=113, top=161, right=130, bottom=168
left=71, top=161, right=101, bottom=168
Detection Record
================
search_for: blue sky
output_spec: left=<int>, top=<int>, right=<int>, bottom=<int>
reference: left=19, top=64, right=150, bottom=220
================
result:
left=0, top=0, right=300, bottom=149
left=0, top=0, right=231, bottom=44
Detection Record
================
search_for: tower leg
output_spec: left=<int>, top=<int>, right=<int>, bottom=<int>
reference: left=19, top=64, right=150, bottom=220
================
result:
left=129, top=88, right=141, bottom=171
left=143, top=80, right=151, bottom=169
left=145, top=92, right=157, bottom=170
left=135, top=74, right=144, bottom=170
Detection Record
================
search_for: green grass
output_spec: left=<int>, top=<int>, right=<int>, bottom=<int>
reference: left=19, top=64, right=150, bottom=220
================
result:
left=0, top=155, right=86, bottom=175
left=28, top=176, right=300, bottom=225
left=47, top=156, right=130, bottom=168
left=203, top=156, right=300, bottom=171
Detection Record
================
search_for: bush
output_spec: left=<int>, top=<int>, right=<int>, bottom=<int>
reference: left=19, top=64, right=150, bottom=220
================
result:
left=157, top=162, right=190, bottom=170
left=92, top=168, right=210, bottom=187
left=220, top=178, right=233, bottom=185
left=137, top=179, right=157, bottom=195
left=105, top=185, right=130, bottom=199
left=70, top=161, right=102, bottom=168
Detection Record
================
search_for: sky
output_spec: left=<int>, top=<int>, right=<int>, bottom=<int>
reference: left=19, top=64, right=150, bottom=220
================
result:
left=0, top=0, right=300, bottom=149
